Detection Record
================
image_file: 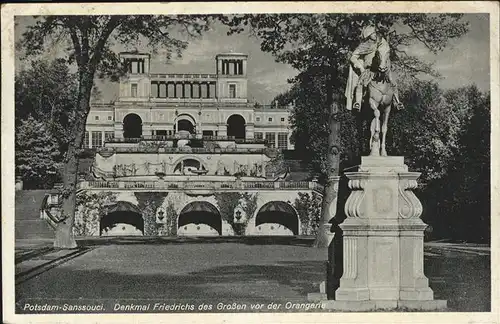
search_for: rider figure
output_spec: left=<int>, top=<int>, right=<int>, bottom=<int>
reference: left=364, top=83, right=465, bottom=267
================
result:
left=346, top=25, right=402, bottom=111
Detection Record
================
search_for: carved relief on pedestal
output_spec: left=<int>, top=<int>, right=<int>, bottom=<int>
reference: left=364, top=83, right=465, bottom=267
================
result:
left=344, top=178, right=366, bottom=218
left=373, top=186, right=393, bottom=214
left=398, top=178, right=423, bottom=219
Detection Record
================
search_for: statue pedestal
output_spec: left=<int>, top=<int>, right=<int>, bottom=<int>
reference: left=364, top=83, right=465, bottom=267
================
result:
left=316, top=157, right=446, bottom=311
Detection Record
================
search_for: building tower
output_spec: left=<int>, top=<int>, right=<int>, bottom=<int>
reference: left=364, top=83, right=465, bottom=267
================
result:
left=215, top=53, right=248, bottom=102
left=119, top=52, right=151, bottom=100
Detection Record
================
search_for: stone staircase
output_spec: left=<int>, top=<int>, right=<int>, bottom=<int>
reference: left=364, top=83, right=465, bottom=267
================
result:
left=15, top=190, right=54, bottom=240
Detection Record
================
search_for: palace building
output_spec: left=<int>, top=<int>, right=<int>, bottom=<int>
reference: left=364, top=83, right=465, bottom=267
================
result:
left=40, top=52, right=323, bottom=238
left=83, top=52, right=294, bottom=150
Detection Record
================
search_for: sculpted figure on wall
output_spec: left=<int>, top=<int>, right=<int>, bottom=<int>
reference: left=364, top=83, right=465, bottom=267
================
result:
left=143, top=162, right=151, bottom=175
left=216, top=160, right=226, bottom=176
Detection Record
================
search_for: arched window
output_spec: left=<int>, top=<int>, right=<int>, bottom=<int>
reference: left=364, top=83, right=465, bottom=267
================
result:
left=254, top=201, right=299, bottom=235
left=227, top=114, right=246, bottom=139
left=178, top=201, right=222, bottom=236
left=123, top=113, right=142, bottom=138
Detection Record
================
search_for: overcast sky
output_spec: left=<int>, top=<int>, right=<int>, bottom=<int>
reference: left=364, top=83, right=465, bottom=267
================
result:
left=15, top=14, right=490, bottom=103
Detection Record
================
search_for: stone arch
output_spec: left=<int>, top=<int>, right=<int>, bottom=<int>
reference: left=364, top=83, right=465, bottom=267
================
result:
left=177, top=201, right=222, bottom=236
left=253, top=201, right=300, bottom=236
left=123, top=113, right=143, bottom=138
left=175, top=113, right=196, bottom=134
left=100, top=201, right=144, bottom=236
left=227, top=114, right=246, bottom=139
left=171, top=156, right=207, bottom=174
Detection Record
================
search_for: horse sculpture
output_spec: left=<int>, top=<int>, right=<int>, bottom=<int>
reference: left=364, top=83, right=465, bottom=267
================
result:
left=362, top=40, right=404, bottom=157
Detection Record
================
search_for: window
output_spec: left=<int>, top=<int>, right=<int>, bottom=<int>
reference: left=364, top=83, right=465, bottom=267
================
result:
left=107, top=115, right=113, bottom=121
left=91, top=131, right=103, bottom=148
left=281, top=117, right=285, bottom=122
left=131, top=84, right=138, bottom=97
left=265, top=132, right=276, bottom=148
left=278, top=133, right=288, bottom=150
left=84, top=131, right=90, bottom=148
left=229, top=84, right=236, bottom=98
left=256, top=117, right=261, bottom=122
left=95, top=115, right=99, bottom=121
left=254, top=132, right=263, bottom=140
left=104, top=131, right=114, bottom=143
left=268, top=117, right=273, bottom=122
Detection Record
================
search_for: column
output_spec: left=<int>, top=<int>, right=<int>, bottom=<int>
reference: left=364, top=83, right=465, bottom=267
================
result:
left=197, top=112, right=202, bottom=137
left=233, top=60, right=238, bottom=75
left=141, top=59, right=145, bottom=74
left=242, top=60, right=247, bottom=75
left=206, top=83, right=210, bottom=98
left=219, top=123, right=227, bottom=137
left=182, top=82, right=186, bottom=98
left=190, top=83, right=194, bottom=98
left=198, top=83, right=202, bottom=99
left=173, top=82, right=177, bottom=98
left=245, top=124, right=255, bottom=139
left=88, top=131, right=93, bottom=148
left=114, top=122, right=123, bottom=139
left=222, top=60, right=226, bottom=74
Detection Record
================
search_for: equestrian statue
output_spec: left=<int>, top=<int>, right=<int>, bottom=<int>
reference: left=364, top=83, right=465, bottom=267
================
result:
left=345, top=25, right=404, bottom=157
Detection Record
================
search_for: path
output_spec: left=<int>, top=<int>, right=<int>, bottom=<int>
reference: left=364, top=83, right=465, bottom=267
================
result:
left=15, top=238, right=490, bottom=313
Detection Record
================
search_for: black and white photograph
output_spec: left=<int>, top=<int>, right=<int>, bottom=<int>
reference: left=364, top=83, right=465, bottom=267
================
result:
left=2, top=2, right=498, bottom=323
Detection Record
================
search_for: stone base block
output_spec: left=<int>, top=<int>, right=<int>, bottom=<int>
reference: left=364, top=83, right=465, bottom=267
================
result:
left=321, top=299, right=447, bottom=312
left=321, top=300, right=396, bottom=311
left=400, top=288, right=434, bottom=300
left=335, top=288, right=370, bottom=301
left=398, top=299, right=447, bottom=310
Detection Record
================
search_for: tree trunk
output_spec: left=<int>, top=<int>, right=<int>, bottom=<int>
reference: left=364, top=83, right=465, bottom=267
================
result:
left=54, top=71, right=93, bottom=249
left=314, top=73, right=341, bottom=248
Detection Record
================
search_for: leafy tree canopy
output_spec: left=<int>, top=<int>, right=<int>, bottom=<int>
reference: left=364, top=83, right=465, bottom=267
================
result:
left=15, top=58, right=78, bottom=154
left=16, top=116, right=61, bottom=189
left=221, top=14, right=468, bottom=81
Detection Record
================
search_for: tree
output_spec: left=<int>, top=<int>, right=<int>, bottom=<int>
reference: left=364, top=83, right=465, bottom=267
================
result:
left=390, top=80, right=462, bottom=184
left=276, top=70, right=359, bottom=180
left=221, top=13, right=469, bottom=246
left=431, top=85, right=490, bottom=242
left=19, top=15, right=213, bottom=248
left=16, top=116, right=61, bottom=189
left=15, top=58, right=79, bottom=181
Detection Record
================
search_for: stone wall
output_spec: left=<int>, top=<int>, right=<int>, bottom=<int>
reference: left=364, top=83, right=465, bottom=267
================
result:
left=74, top=189, right=321, bottom=237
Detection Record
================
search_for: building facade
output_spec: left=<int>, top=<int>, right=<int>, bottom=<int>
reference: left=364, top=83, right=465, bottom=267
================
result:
left=84, top=52, right=294, bottom=151
left=41, top=52, right=323, bottom=238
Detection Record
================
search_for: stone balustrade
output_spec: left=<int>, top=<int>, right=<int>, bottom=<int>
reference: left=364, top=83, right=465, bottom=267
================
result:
left=78, top=180, right=324, bottom=192
left=150, top=73, right=218, bottom=80
left=98, top=146, right=271, bottom=154
left=106, top=135, right=267, bottom=144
